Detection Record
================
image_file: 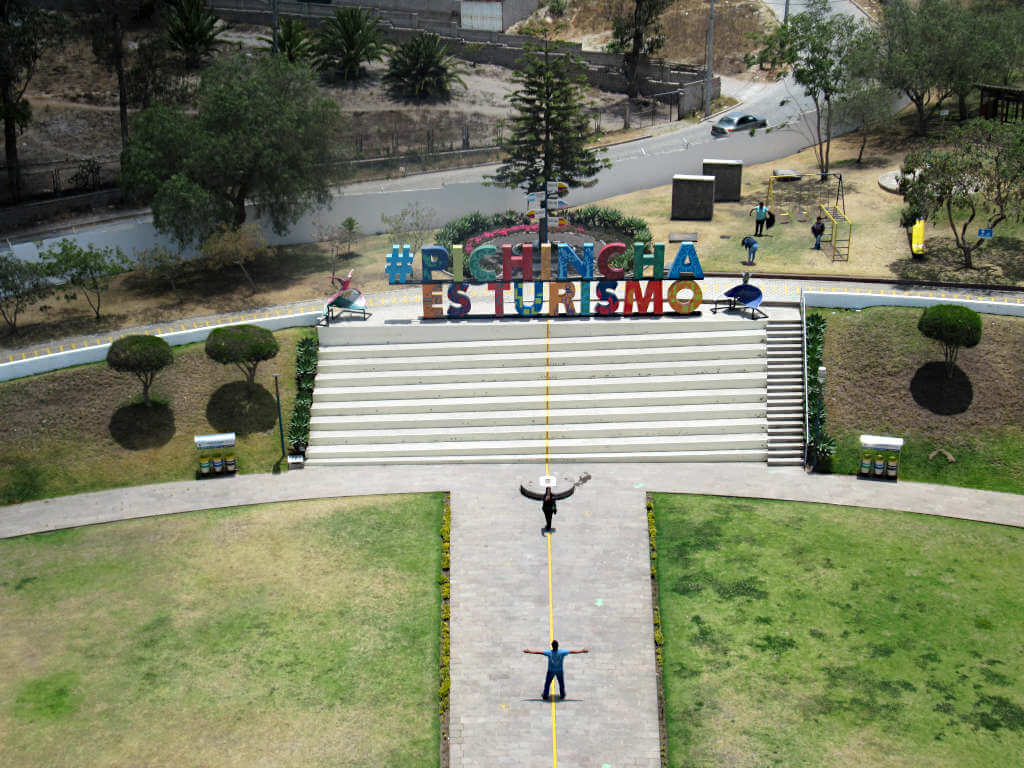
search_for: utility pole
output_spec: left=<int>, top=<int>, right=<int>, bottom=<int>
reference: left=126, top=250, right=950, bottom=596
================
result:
left=272, top=0, right=279, bottom=54
left=704, top=0, right=715, bottom=118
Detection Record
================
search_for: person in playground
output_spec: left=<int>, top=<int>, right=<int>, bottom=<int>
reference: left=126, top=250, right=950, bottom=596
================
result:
left=811, top=216, right=826, bottom=250
left=741, top=236, right=759, bottom=265
left=524, top=640, right=589, bottom=700
left=750, top=201, right=769, bottom=236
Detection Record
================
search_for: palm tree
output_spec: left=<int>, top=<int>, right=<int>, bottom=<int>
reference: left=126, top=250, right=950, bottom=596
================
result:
left=316, top=7, right=389, bottom=82
left=261, top=17, right=314, bottom=64
left=383, top=33, right=467, bottom=102
left=163, top=0, right=227, bottom=69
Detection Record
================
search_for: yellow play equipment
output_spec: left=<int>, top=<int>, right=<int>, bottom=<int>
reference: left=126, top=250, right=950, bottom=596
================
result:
left=767, top=170, right=852, bottom=261
left=911, top=218, right=925, bottom=255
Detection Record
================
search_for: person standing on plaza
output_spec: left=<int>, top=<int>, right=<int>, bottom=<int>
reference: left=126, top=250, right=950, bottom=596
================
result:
left=750, top=201, right=769, bottom=236
left=542, top=488, right=557, bottom=531
left=811, top=216, right=826, bottom=250
left=524, top=640, right=589, bottom=700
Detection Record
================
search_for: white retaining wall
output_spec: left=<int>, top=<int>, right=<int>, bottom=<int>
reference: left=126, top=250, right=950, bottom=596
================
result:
left=803, top=291, right=1024, bottom=317
left=0, top=311, right=320, bottom=383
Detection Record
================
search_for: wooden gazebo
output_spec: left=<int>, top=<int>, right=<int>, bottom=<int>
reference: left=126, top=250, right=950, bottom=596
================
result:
left=978, top=84, right=1024, bottom=122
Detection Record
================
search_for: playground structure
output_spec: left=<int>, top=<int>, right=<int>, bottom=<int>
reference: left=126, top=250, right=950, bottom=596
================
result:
left=322, top=269, right=371, bottom=323
left=767, top=170, right=852, bottom=262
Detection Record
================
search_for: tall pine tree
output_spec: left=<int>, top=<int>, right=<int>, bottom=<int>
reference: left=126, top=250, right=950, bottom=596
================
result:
left=488, top=39, right=609, bottom=242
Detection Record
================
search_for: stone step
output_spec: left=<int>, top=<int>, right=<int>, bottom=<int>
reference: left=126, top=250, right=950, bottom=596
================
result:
left=304, top=448, right=769, bottom=465
left=310, top=387, right=769, bottom=415
left=318, top=329, right=768, bottom=359
left=313, top=372, right=768, bottom=402
left=310, top=401, right=767, bottom=430
left=314, top=358, right=768, bottom=387
left=316, top=343, right=767, bottom=373
left=309, top=417, right=767, bottom=445
left=767, top=457, right=805, bottom=467
left=304, top=432, right=767, bottom=459
left=318, top=316, right=767, bottom=346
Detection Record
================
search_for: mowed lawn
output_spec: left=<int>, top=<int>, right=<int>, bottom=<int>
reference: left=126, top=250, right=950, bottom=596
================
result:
left=820, top=307, right=1024, bottom=495
left=652, top=494, right=1024, bottom=768
left=0, top=328, right=308, bottom=504
left=0, top=494, right=443, bottom=767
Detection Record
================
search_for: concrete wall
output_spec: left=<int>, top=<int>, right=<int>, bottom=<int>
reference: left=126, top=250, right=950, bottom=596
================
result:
left=671, top=175, right=715, bottom=221
left=0, top=190, right=123, bottom=232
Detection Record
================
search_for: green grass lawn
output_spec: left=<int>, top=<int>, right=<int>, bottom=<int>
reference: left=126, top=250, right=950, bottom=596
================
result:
left=0, top=494, right=443, bottom=767
left=652, top=493, right=1024, bottom=768
left=819, top=307, right=1024, bottom=495
left=0, top=327, right=309, bottom=505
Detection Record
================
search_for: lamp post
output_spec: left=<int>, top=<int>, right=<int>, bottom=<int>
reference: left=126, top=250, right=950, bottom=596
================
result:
left=273, top=373, right=286, bottom=458
left=704, top=0, right=715, bottom=118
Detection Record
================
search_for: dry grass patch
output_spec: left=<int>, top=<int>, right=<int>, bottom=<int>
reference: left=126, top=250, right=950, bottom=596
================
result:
left=0, top=328, right=308, bottom=503
left=0, top=495, right=443, bottom=768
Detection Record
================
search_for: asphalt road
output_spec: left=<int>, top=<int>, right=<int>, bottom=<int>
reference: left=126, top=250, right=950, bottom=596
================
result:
left=3, top=0, right=873, bottom=262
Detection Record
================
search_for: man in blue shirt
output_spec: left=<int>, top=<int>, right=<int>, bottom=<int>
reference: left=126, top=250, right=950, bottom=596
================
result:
left=524, top=640, right=589, bottom=700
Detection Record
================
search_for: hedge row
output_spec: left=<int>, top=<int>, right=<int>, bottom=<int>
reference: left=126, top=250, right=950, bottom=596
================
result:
left=287, top=333, right=318, bottom=453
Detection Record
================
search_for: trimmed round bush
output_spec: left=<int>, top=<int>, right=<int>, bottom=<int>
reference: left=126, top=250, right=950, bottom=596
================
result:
left=205, top=325, right=279, bottom=387
left=918, top=304, right=982, bottom=378
left=106, top=334, right=174, bottom=406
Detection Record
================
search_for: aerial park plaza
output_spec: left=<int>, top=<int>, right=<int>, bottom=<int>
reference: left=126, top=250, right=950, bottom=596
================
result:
left=386, top=240, right=707, bottom=319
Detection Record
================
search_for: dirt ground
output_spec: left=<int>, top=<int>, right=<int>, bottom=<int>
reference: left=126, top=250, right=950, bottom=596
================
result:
left=510, top=0, right=774, bottom=75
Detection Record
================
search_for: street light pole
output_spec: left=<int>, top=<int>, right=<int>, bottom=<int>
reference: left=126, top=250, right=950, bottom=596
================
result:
left=272, top=373, right=286, bottom=458
left=704, top=0, right=715, bottom=118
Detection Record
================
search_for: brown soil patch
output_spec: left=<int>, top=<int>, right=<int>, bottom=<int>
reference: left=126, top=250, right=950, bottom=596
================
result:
left=511, top=0, right=774, bottom=75
left=822, top=307, right=1024, bottom=441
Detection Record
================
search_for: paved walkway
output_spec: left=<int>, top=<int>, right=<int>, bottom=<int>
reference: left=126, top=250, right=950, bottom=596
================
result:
left=3, top=464, right=1023, bottom=768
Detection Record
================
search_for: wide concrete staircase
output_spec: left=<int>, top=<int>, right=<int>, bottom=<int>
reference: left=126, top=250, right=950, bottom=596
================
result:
left=306, top=314, right=793, bottom=466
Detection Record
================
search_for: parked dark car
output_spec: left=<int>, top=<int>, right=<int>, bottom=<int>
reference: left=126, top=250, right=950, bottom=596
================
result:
left=711, top=113, right=767, bottom=136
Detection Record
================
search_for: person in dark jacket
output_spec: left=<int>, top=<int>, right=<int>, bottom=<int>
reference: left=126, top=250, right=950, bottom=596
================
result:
left=811, top=217, right=826, bottom=250
left=542, top=488, right=557, bottom=531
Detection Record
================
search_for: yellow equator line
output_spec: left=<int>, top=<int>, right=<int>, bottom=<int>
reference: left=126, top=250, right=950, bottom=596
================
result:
left=545, top=319, right=551, bottom=476
left=547, top=528, right=558, bottom=767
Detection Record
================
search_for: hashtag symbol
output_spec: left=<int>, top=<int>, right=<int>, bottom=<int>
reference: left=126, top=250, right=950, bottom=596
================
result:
left=386, top=245, right=415, bottom=284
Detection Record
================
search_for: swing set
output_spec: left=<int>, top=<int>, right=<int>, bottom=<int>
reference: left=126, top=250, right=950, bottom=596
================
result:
left=766, top=170, right=852, bottom=262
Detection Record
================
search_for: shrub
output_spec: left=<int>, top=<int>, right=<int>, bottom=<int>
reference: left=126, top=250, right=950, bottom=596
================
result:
left=805, top=312, right=834, bottom=470
left=565, top=205, right=653, bottom=248
left=548, top=0, right=567, bottom=17
left=40, top=239, right=127, bottom=321
left=107, top=334, right=174, bottom=406
left=383, top=33, right=467, bottom=102
left=918, top=304, right=982, bottom=379
left=435, top=210, right=524, bottom=252
left=288, top=333, right=318, bottom=453
left=205, top=325, right=279, bottom=387
left=316, top=7, right=388, bottom=81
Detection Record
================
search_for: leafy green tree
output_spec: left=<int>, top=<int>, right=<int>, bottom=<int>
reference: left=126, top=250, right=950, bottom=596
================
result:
left=918, top=304, right=982, bottom=380
left=163, top=0, right=227, bottom=69
left=341, top=216, right=360, bottom=254
left=875, top=0, right=958, bottom=135
left=316, top=7, right=388, bottom=82
left=488, top=39, right=609, bottom=243
left=205, top=324, right=279, bottom=387
left=607, top=0, right=672, bottom=99
left=107, top=334, right=174, bottom=405
left=835, top=82, right=897, bottom=164
left=0, top=1, right=68, bottom=201
left=0, top=253, right=49, bottom=334
left=136, top=245, right=186, bottom=296
left=121, top=55, right=342, bottom=247
left=902, top=119, right=1024, bottom=269
left=383, top=33, right=466, bottom=102
left=41, top=239, right=127, bottom=321
left=261, top=17, right=314, bottom=64
left=754, top=0, right=866, bottom=175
